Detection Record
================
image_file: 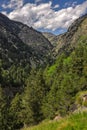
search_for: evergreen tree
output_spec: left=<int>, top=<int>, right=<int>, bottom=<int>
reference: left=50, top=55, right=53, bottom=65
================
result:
left=22, top=70, right=45, bottom=126
left=0, top=87, right=8, bottom=130
left=8, top=93, right=23, bottom=130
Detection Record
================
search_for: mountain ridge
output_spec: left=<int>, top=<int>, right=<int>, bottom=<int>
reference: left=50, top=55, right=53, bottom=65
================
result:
left=43, top=14, right=87, bottom=55
left=0, top=13, right=53, bottom=68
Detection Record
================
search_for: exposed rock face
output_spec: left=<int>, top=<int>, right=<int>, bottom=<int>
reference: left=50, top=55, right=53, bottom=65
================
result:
left=0, top=13, right=53, bottom=68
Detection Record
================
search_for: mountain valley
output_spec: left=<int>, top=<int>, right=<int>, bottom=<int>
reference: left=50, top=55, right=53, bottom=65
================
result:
left=0, top=13, right=87, bottom=130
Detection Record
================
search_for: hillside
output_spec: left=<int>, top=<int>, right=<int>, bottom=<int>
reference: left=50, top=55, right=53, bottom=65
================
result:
left=43, top=14, right=87, bottom=55
left=0, top=13, right=53, bottom=68
left=42, top=32, right=56, bottom=46
left=22, top=112, right=87, bottom=130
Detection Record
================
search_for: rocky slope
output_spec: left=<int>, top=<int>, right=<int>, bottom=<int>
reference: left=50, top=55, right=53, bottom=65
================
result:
left=0, top=13, right=53, bottom=68
left=43, top=14, right=87, bottom=56
left=42, top=32, right=56, bottom=46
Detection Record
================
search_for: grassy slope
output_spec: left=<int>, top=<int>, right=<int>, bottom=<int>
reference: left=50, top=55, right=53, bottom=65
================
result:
left=22, top=112, right=87, bottom=130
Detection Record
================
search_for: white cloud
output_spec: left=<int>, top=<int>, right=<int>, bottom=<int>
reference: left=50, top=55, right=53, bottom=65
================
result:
left=2, top=0, right=23, bottom=9
left=64, top=1, right=77, bottom=8
left=3, top=1, right=87, bottom=31
left=53, top=4, right=59, bottom=9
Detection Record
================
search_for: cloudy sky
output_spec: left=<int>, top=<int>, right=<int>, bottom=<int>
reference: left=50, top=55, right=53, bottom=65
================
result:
left=0, top=0, right=87, bottom=34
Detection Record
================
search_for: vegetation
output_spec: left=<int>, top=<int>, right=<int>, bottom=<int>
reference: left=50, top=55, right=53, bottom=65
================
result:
left=22, top=112, right=87, bottom=130
left=75, top=91, right=87, bottom=107
left=0, top=37, right=87, bottom=129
